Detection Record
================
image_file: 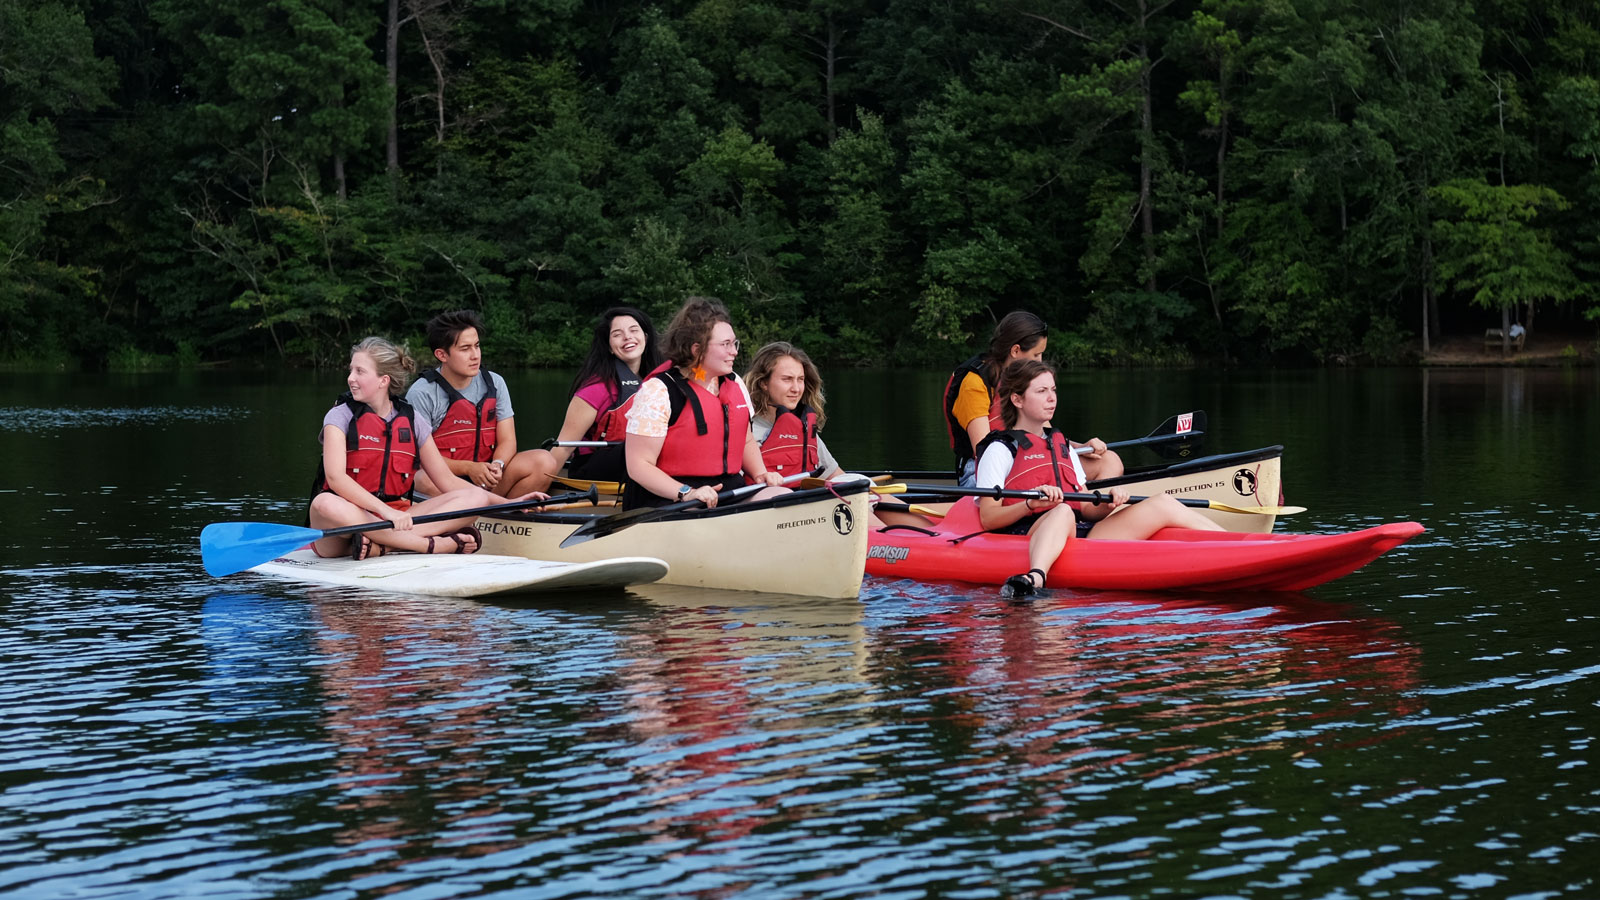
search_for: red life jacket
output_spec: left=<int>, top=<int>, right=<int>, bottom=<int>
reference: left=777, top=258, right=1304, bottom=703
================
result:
left=420, top=369, right=498, bottom=462
left=316, top=395, right=418, bottom=502
left=589, top=359, right=658, bottom=444
left=943, top=354, right=1003, bottom=468
left=654, top=368, right=751, bottom=478
left=981, top=428, right=1082, bottom=510
left=752, top=404, right=818, bottom=481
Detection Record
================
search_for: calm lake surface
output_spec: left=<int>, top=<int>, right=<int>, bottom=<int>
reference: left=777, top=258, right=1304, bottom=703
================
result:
left=1, top=366, right=1596, bottom=899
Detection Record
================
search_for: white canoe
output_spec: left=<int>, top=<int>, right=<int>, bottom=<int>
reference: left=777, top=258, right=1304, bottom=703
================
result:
left=1092, top=445, right=1285, bottom=532
left=250, top=549, right=669, bottom=597
left=896, top=446, right=1286, bottom=533
left=478, top=481, right=873, bottom=599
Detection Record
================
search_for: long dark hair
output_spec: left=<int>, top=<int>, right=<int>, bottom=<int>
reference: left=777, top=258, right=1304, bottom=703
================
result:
left=569, top=306, right=663, bottom=396
left=995, top=358, right=1054, bottom=429
left=981, top=311, right=1048, bottom=382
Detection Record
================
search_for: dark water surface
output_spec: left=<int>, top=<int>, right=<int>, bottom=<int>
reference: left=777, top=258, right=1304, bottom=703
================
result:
left=1, top=367, right=1596, bottom=898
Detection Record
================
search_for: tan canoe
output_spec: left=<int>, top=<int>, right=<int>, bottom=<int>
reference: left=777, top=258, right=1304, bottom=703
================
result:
left=888, top=446, right=1285, bottom=533
left=478, top=481, right=873, bottom=598
left=1094, top=445, right=1285, bottom=532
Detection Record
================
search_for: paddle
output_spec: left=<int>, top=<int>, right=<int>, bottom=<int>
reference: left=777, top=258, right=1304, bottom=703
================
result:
left=559, top=468, right=821, bottom=548
left=200, top=486, right=601, bottom=577
left=551, top=474, right=624, bottom=495
left=882, top=482, right=1304, bottom=516
left=856, top=410, right=1209, bottom=479
left=541, top=439, right=620, bottom=450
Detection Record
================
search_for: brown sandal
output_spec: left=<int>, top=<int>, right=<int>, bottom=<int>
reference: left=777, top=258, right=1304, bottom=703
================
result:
left=352, top=533, right=386, bottom=561
left=425, top=525, right=482, bottom=555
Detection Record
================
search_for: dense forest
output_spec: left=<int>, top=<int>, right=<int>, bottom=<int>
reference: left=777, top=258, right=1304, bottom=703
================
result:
left=4, top=0, right=1599, bottom=368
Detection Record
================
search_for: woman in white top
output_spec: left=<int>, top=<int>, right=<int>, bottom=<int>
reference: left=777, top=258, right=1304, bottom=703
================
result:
left=977, top=358, right=1222, bottom=596
left=621, top=296, right=786, bottom=509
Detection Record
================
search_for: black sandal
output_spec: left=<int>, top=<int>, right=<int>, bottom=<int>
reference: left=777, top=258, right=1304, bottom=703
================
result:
left=425, top=525, right=482, bottom=555
left=1000, top=568, right=1046, bottom=598
left=352, top=533, right=385, bottom=561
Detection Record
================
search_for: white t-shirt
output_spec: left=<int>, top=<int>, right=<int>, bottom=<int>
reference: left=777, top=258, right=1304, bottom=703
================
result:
left=404, top=370, right=515, bottom=431
left=975, top=432, right=1087, bottom=490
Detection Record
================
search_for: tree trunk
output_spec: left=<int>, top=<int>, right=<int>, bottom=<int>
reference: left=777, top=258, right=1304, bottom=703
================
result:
left=1212, top=76, right=1229, bottom=331
left=824, top=12, right=838, bottom=143
left=1501, top=305, right=1511, bottom=354
left=334, top=153, right=347, bottom=200
left=386, top=0, right=400, bottom=174
left=1138, top=33, right=1156, bottom=292
left=1421, top=231, right=1440, bottom=346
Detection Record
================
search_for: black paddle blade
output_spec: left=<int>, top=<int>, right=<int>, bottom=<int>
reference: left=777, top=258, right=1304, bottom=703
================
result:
left=558, top=503, right=680, bottom=548
left=1152, top=410, right=1207, bottom=460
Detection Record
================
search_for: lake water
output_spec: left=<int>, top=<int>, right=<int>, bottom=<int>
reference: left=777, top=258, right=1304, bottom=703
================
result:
left=1, top=366, right=1596, bottom=898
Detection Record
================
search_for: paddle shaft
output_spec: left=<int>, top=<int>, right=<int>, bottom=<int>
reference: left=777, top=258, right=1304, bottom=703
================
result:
left=319, top=486, right=600, bottom=539
left=201, top=486, right=603, bottom=577
left=891, top=483, right=1298, bottom=516
left=542, top=439, right=619, bottom=449
left=557, top=468, right=820, bottom=547
left=857, top=411, right=1205, bottom=478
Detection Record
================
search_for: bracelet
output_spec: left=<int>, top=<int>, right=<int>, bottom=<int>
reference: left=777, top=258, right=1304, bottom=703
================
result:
left=491, top=459, right=506, bottom=469
left=1024, top=499, right=1036, bottom=511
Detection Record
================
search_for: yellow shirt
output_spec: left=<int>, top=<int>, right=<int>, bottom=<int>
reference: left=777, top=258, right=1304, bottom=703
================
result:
left=950, top=370, right=993, bottom=430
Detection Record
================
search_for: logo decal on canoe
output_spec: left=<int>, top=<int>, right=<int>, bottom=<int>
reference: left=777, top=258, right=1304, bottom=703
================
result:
left=1176, top=413, right=1193, bottom=434
left=867, top=545, right=908, bottom=564
left=833, top=503, right=854, bottom=535
left=1233, top=468, right=1258, bottom=497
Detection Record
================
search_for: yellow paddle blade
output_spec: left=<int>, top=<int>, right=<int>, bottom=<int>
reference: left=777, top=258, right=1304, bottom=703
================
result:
left=552, top=475, right=623, bottom=496
left=797, top=474, right=895, bottom=490
left=1205, top=501, right=1306, bottom=515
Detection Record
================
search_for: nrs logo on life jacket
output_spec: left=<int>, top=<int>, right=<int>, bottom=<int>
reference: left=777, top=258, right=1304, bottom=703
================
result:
left=754, top=404, right=819, bottom=481
left=421, top=369, right=499, bottom=462
left=312, top=394, right=418, bottom=504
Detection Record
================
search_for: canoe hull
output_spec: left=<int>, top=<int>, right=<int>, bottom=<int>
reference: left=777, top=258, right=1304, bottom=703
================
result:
left=478, top=483, right=873, bottom=598
left=250, top=550, right=669, bottom=597
left=1093, top=446, right=1284, bottom=533
left=866, top=498, right=1422, bottom=592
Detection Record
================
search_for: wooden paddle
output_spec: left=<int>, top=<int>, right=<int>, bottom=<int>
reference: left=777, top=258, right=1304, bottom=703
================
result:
left=551, top=474, right=624, bottom=495
left=200, top=486, right=601, bottom=578
left=883, top=482, right=1304, bottom=516
left=559, top=468, right=821, bottom=548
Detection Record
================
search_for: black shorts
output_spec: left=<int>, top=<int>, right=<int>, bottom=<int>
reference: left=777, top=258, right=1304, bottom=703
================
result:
left=997, top=512, right=1042, bottom=535
left=567, top=444, right=626, bottom=483
left=621, top=472, right=739, bottom=510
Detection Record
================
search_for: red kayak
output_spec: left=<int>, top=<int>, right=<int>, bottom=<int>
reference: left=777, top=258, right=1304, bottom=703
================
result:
left=867, top=498, right=1424, bottom=592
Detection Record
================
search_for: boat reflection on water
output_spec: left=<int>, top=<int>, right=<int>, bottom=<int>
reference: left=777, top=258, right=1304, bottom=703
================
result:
left=198, top=579, right=1424, bottom=886
left=861, top=580, right=1424, bottom=800
left=299, top=586, right=546, bottom=855
left=599, top=583, right=875, bottom=842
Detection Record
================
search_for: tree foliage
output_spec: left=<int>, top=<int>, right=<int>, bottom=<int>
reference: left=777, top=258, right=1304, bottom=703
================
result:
left=6, top=0, right=1600, bottom=367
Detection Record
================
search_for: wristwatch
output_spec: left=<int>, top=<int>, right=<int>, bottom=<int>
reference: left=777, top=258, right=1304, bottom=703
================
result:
left=677, top=484, right=692, bottom=497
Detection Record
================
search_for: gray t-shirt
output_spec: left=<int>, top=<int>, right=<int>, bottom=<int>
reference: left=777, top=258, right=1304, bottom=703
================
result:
left=404, top=370, right=515, bottom=431
left=320, top=401, right=433, bottom=447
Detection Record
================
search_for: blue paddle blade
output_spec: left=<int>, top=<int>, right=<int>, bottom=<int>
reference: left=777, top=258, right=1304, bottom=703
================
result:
left=201, top=521, right=326, bottom=577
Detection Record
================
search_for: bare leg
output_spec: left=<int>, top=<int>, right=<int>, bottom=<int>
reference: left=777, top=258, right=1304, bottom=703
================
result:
left=501, top=448, right=557, bottom=497
left=1086, top=494, right=1224, bottom=541
left=1024, top=503, right=1078, bottom=586
left=308, top=487, right=496, bottom=556
left=1081, top=449, right=1124, bottom=482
